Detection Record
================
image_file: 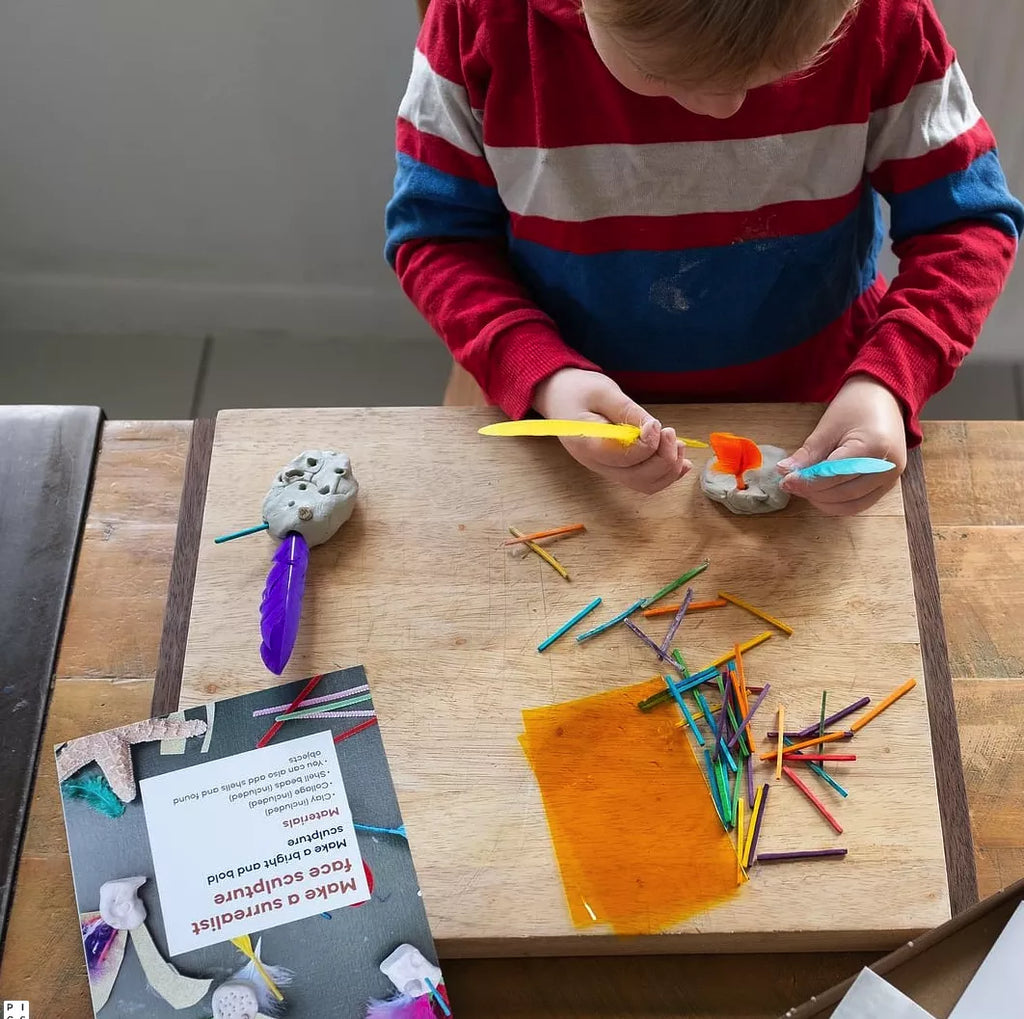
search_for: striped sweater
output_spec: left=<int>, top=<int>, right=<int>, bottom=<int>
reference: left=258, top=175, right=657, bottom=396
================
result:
left=385, top=0, right=1022, bottom=438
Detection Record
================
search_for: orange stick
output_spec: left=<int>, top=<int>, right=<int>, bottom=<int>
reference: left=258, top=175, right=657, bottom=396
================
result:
left=733, top=643, right=757, bottom=754
left=775, top=706, right=785, bottom=779
left=760, top=730, right=849, bottom=761
left=782, top=765, right=844, bottom=833
left=642, top=598, right=727, bottom=618
left=849, top=678, right=917, bottom=733
left=502, top=523, right=586, bottom=546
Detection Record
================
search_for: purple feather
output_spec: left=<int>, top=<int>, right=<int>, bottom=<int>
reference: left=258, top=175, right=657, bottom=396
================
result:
left=82, top=916, right=119, bottom=976
left=260, top=531, right=309, bottom=674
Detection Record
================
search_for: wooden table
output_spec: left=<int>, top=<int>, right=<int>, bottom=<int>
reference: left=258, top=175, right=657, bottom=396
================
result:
left=1, top=419, right=1022, bottom=1017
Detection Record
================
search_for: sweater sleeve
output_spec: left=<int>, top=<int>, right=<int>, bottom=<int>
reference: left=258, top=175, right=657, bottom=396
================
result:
left=384, top=0, right=597, bottom=417
left=846, top=0, right=1023, bottom=441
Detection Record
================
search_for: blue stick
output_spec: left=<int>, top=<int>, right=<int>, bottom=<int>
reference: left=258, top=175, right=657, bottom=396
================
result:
left=354, top=823, right=408, bottom=839
left=703, top=749, right=728, bottom=829
left=538, top=597, right=603, bottom=652
left=664, top=675, right=704, bottom=747
left=425, top=978, right=451, bottom=1017
left=214, top=521, right=269, bottom=544
left=575, top=599, right=643, bottom=642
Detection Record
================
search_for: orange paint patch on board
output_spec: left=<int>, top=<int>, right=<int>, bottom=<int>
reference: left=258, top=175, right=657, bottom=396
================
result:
left=520, top=678, right=739, bottom=935
left=709, top=432, right=763, bottom=491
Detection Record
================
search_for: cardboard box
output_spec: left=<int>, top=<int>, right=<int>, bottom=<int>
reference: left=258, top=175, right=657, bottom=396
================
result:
left=787, top=878, right=1024, bottom=1018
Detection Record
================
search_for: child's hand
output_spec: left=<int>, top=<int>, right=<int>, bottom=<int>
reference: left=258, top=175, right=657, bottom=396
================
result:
left=777, top=375, right=907, bottom=516
left=533, top=368, right=691, bottom=494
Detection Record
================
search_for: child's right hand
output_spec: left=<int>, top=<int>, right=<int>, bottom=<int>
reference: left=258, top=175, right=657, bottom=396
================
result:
left=532, top=368, right=691, bottom=495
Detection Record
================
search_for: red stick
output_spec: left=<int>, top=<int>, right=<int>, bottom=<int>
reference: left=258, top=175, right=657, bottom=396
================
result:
left=782, top=754, right=857, bottom=763
left=257, top=674, right=323, bottom=749
left=782, top=765, right=844, bottom=834
left=334, top=717, right=378, bottom=744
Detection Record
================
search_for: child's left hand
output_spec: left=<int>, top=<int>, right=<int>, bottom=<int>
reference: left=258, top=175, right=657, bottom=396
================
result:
left=777, top=375, right=908, bottom=516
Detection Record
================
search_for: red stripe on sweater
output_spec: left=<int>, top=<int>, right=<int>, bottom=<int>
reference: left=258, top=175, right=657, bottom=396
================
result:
left=397, top=118, right=496, bottom=187
left=509, top=187, right=865, bottom=254
left=870, top=119, right=996, bottom=195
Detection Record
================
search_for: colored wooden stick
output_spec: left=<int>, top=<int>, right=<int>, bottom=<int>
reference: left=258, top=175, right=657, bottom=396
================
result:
left=736, top=795, right=746, bottom=884
left=714, top=757, right=733, bottom=826
left=733, top=757, right=744, bottom=834
left=641, top=560, right=710, bottom=608
left=659, top=587, right=694, bottom=653
left=849, top=678, right=917, bottom=733
left=712, top=671, right=734, bottom=762
left=760, top=730, right=851, bottom=760
left=818, top=690, right=828, bottom=758
left=746, top=747, right=756, bottom=808
left=671, top=648, right=690, bottom=678
left=782, top=765, right=844, bottom=833
left=256, top=674, right=322, bottom=748
left=703, top=749, right=728, bottom=828
left=733, top=644, right=757, bottom=754
left=634, top=634, right=770, bottom=712
left=509, top=526, right=570, bottom=580
left=537, top=597, right=603, bottom=652
left=741, top=784, right=760, bottom=867
left=783, top=754, right=857, bottom=763
left=624, top=618, right=687, bottom=677
left=665, top=676, right=705, bottom=747
left=790, top=696, right=871, bottom=740
left=757, top=849, right=848, bottom=863
left=214, top=521, right=269, bottom=544
left=642, top=598, right=727, bottom=618
left=775, top=706, right=785, bottom=780
left=503, top=523, right=585, bottom=546
left=576, top=599, right=644, bottom=642
left=718, top=591, right=794, bottom=636
left=745, top=784, right=769, bottom=867
left=276, top=692, right=372, bottom=721
left=425, top=978, right=452, bottom=1017
left=333, top=717, right=378, bottom=744
left=784, top=737, right=849, bottom=798
left=727, top=683, right=771, bottom=750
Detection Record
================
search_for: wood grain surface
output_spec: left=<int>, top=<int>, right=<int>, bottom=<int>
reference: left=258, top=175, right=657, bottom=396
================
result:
left=176, top=406, right=949, bottom=953
left=0, top=405, right=101, bottom=949
left=3, top=419, right=1020, bottom=1019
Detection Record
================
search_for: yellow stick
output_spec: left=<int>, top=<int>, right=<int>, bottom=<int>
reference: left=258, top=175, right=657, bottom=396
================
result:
left=734, top=644, right=757, bottom=754
left=743, top=785, right=764, bottom=868
left=705, top=631, right=772, bottom=672
left=849, top=678, right=917, bottom=733
left=775, top=706, right=785, bottom=780
left=718, top=591, right=794, bottom=636
left=736, top=797, right=746, bottom=885
left=509, top=526, right=570, bottom=581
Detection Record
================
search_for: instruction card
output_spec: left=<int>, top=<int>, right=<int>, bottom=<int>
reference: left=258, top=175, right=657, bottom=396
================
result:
left=140, top=729, right=369, bottom=955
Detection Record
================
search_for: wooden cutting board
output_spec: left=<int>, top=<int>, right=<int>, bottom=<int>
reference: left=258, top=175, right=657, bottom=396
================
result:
left=178, top=405, right=951, bottom=954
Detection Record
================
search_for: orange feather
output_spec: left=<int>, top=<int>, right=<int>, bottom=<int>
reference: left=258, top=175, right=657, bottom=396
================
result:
left=709, top=432, right=762, bottom=491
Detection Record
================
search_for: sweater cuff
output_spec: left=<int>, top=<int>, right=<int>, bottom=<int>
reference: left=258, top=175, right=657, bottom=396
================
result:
left=479, top=316, right=600, bottom=419
left=842, top=319, right=957, bottom=446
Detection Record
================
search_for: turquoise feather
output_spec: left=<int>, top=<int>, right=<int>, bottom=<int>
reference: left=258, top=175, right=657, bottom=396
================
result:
left=794, top=457, right=895, bottom=479
left=61, top=768, right=126, bottom=818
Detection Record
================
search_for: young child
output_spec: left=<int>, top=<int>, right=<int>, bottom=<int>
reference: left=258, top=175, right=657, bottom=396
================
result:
left=385, top=0, right=1022, bottom=513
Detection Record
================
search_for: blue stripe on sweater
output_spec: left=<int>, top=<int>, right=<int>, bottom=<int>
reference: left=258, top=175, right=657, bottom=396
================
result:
left=385, top=152, right=506, bottom=265
left=508, top=187, right=883, bottom=373
left=886, top=150, right=1024, bottom=243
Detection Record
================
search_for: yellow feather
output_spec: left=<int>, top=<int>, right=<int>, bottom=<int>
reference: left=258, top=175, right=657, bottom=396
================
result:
left=479, top=420, right=709, bottom=447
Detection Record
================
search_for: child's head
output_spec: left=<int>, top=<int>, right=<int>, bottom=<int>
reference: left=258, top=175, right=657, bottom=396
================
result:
left=584, top=0, right=857, bottom=118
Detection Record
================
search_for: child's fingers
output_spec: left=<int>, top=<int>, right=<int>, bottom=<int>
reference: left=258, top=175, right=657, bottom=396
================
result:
left=595, top=450, right=691, bottom=495
left=808, top=486, right=891, bottom=517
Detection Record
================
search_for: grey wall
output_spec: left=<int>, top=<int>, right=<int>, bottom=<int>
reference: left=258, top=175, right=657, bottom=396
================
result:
left=0, top=0, right=1020, bottom=354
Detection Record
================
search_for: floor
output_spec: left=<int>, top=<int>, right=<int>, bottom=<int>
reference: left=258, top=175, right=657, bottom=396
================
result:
left=0, top=332, right=1022, bottom=420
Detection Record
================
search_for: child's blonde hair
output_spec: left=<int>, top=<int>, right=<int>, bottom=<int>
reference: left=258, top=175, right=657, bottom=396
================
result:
left=584, top=0, right=858, bottom=87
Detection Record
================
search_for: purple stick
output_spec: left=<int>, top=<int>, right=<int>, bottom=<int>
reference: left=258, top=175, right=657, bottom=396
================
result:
left=791, top=696, right=871, bottom=741
left=746, top=783, right=770, bottom=864
left=727, top=682, right=772, bottom=750
left=624, top=619, right=686, bottom=677
left=745, top=748, right=756, bottom=808
left=766, top=730, right=855, bottom=741
left=659, top=587, right=694, bottom=654
left=711, top=671, right=733, bottom=762
left=756, top=848, right=848, bottom=863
